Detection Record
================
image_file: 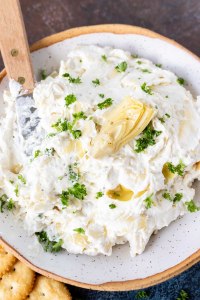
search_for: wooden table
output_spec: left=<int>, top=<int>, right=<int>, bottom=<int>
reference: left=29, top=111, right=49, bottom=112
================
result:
left=0, top=0, right=200, bottom=70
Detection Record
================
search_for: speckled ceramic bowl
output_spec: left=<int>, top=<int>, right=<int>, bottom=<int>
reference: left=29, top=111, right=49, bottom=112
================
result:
left=0, top=25, right=200, bottom=291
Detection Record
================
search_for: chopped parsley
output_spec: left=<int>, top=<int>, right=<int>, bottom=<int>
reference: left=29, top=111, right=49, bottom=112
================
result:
left=65, top=94, right=77, bottom=107
left=0, top=195, right=15, bottom=212
left=176, top=289, right=189, bottom=300
left=45, top=148, right=55, bottom=156
left=73, top=111, right=87, bottom=121
left=101, top=55, right=107, bottom=62
left=163, top=192, right=183, bottom=203
left=92, top=78, right=100, bottom=86
left=18, top=174, right=26, bottom=184
left=7, top=199, right=15, bottom=211
left=141, top=69, right=151, bottom=73
left=141, top=82, right=153, bottom=95
left=167, top=161, right=185, bottom=176
left=115, top=61, right=127, bottom=72
left=52, top=118, right=68, bottom=132
left=47, top=133, right=56, bottom=138
left=96, top=191, right=104, bottom=199
left=158, top=113, right=171, bottom=123
left=109, top=204, right=116, bottom=209
left=177, top=77, right=185, bottom=85
left=99, top=93, right=105, bottom=98
left=131, top=54, right=138, bottom=58
left=185, top=200, right=200, bottom=212
left=68, top=183, right=87, bottom=200
left=62, top=73, right=82, bottom=84
left=35, top=231, right=63, bottom=252
left=0, top=194, right=8, bottom=212
left=173, top=193, right=183, bottom=203
left=155, top=63, right=162, bottom=68
left=34, top=149, right=41, bottom=158
left=135, top=290, right=149, bottom=299
left=134, top=123, right=162, bottom=153
left=9, top=180, right=14, bottom=184
left=70, top=129, right=81, bottom=139
left=41, top=69, right=47, bottom=80
left=73, top=227, right=85, bottom=234
left=69, top=164, right=80, bottom=182
left=60, top=190, right=69, bottom=207
left=144, top=194, right=154, bottom=209
left=14, top=185, right=19, bottom=197
left=136, top=60, right=142, bottom=65
left=97, top=98, right=113, bottom=110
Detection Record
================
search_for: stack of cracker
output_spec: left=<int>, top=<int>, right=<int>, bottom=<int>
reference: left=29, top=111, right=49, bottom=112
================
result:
left=0, top=244, right=72, bottom=299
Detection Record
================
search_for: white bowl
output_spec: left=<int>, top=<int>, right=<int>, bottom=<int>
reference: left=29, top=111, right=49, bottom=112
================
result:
left=0, top=25, right=200, bottom=291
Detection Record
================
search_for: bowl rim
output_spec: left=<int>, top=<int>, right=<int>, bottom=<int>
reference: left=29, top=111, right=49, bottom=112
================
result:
left=0, top=24, right=200, bottom=291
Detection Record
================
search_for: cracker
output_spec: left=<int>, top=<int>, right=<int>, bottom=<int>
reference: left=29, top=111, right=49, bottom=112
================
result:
left=0, top=245, right=17, bottom=277
left=27, top=275, right=72, bottom=300
left=0, top=260, right=35, bottom=300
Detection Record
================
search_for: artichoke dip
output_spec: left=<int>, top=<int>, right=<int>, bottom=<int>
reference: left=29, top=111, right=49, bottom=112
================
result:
left=0, top=45, right=200, bottom=257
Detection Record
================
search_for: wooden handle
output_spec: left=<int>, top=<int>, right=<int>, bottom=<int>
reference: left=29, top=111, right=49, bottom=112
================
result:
left=0, top=0, right=34, bottom=91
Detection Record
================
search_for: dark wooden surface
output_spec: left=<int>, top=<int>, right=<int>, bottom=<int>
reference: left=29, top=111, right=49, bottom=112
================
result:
left=0, top=0, right=200, bottom=70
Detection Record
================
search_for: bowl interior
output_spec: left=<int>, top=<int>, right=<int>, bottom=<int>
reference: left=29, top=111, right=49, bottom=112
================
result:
left=0, top=30, right=200, bottom=288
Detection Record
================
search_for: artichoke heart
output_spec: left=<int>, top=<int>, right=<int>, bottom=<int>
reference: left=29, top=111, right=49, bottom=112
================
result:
left=65, top=140, right=85, bottom=158
left=91, top=96, right=154, bottom=158
left=107, top=184, right=134, bottom=201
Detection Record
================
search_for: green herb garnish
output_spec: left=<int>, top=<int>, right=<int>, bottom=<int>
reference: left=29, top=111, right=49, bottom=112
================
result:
left=177, top=77, right=185, bottom=85
left=68, top=183, right=87, bottom=200
left=69, top=164, right=80, bottom=182
left=115, top=61, right=127, bottom=72
left=45, top=148, right=55, bottom=156
left=73, top=111, right=87, bottom=121
left=167, top=161, right=185, bottom=176
left=73, top=227, right=85, bottom=234
left=0, top=194, right=8, bottom=212
left=134, top=123, right=162, bottom=153
left=35, top=231, right=63, bottom=252
left=65, top=94, right=77, bottom=107
left=131, top=54, right=138, bottom=58
left=185, top=200, right=200, bottom=212
left=109, top=204, right=116, bottom=209
left=176, top=289, right=189, bottom=300
left=97, top=98, right=113, bottom=110
left=141, top=69, right=151, bottom=73
left=7, top=198, right=15, bottom=211
left=159, top=113, right=171, bottom=123
left=99, top=93, right=105, bottom=98
left=41, top=69, right=47, bottom=80
left=18, top=174, right=26, bottom=184
left=14, top=185, right=19, bottom=197
left=92, top=78, right=100, bottom=86
left=136, top=60, right=142, bottom=65
left=155, top=63, right=162, bottom=68
left=141, top=82, right=153, bottom=95
left=101, top=55, right=107, bottom=62
left=163, top=192, right=183, bottom=203
left=96, top=192, right=104, bottom=199
left=135, top=290, right=149, bottom=299
left=62, top=73, right=82, bottom=84
left=71, top=130, right=82, bottom=139
left=52, top=118, right=68, bottom=132
left=144, top=194, right=154, bottom=209
left=34, top=149, right=41, bottom=158
left=60, top=190, right=69, bottom=207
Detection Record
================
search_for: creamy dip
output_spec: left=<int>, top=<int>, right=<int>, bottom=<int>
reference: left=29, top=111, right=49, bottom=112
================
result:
left=0, top=45, right=200, bottom=256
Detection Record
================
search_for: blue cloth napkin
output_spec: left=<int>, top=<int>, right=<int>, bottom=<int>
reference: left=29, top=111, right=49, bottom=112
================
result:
left=69, top=262, right=200, bottom=299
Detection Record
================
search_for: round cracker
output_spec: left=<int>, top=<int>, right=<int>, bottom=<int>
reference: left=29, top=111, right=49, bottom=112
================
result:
left=27, top=275, right=72, bottom=300
left=0, top=260, right=35, bottom=300
left=0, top=245, right=17, bottom=277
